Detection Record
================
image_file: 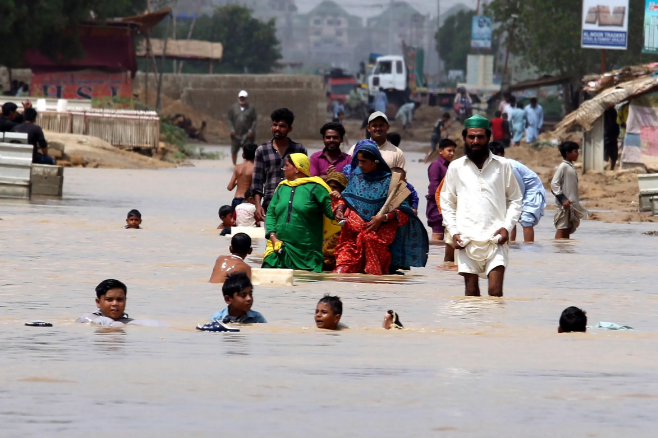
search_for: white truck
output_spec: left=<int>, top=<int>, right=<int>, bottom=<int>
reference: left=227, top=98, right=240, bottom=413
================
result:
left=367, top=55, right=411, bottom=114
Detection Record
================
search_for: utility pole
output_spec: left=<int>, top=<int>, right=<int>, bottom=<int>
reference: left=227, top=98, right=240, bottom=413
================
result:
left=388, top=0, right=394, bottom=53
left=436, top=0, right=441, bottom=82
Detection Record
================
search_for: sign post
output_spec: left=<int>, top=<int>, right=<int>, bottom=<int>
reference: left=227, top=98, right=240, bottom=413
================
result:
left=581, top=0, right=629, bottom=50
left=471, top=16, right=492, bottom=50
left=643, top=0, right=658, bottom=54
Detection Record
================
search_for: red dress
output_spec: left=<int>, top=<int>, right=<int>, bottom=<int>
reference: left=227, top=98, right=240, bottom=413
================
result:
left=333, top=201, right=409, bottom=275
left=491, top=117, right=504, bottom=141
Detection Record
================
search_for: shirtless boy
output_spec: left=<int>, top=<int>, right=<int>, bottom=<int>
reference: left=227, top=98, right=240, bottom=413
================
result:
left=228, top=143, right=257, bottom=209
left=209, top=232, right=252, bottom=283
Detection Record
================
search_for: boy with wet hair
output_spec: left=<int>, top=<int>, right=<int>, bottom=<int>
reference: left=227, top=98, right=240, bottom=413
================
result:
left=228, top=143, right=257, bottom=209
left=315, top=294, right=343, bottom=330
left=125, top=209, right=142, bottom=229
left=218, top=205, right=234, bottom=236
left=209, top=232, right=253, bottom=283
left=558, top=306, right=587, bottom=333
left=77, top=279, right=167, bottom=327
left=551, top=141, right=588, bottom=240
left=210, top=272, right=266, bottom=323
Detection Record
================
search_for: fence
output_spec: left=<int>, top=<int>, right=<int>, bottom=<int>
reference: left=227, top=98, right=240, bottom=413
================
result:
left=37, top=109, right=160, bottom=150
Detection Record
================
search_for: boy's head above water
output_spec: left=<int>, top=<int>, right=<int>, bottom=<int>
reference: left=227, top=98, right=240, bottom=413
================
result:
left=243, top=143, right=257, bottom=161
left=219, top=205, right=233, bottom=228
left=95, top=279, right=127, bottom=320
left=558, top=306, right=587, bottom=333
left=230, top=232, right=252, bottom=258
left=126, top=209, right=142, bottom=229
left=223, top=272, right=253, bottom=316
left=315, top=294, right=342, bottom=330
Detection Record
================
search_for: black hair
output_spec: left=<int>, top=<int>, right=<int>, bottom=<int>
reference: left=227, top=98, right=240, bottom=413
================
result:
left=244, top=188, right=255, bottom=199
left=96, top=279, right=127, bottom=299
left=530, top=97, right=538, bottom=105
left=386, top=132, right=401, bottom=147
left=489, top=141, right=505, bottom=156
left=318, top=294, right=342, bottom=315
left=337, top=110, right=345, bottom=116
left=320, top=122, right=345, bottom=139
left=357, top=150, right=379, bottom=162
left=219, top=205, right=233, bottom=218
left=271, top=107, right=294, bottom=126
left=222, top=272, right=252, bottom=297
left=2, top=102, right=17, bottom=116
left=442, top=112, right=451, bottom=119
left=559, top=306, right=587, bottom=332
left=390, top=166, right=406, bottom=179
left=509, top=96, right=517, bottom=105
left=559, top=141, right=579, bottom=159
left=230, top=232, right=252, bottom=254
left=127, top=209, right=141, bottom=219
left=243, top=143, right=257, bottom=161
left=23, top=107, right=37, bottom=122
left=502, top=112, right=508, bottom=119
left=495, top=110, right=502, bottom=117
left=439, top=138, right=457, bottom=149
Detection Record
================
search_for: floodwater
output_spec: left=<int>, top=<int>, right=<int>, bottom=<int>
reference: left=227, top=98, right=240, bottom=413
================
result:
left=2, top=147, right=658, bottom=437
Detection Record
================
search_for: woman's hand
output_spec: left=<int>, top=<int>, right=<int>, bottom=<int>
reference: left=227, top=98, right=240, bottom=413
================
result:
left=270, top=234, right=282, bottom=247
left=366, top=214, right=387, bottom=232
left=330, top=190, right=342, bottom=200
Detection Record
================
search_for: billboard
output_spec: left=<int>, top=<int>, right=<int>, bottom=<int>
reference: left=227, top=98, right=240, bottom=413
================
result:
left=471, top=16, right=492, bottom=49
left=643, top=0, right=658, bottom=53
left=31, top=72, right=132, bottom=100
left=581, top=0, right=629, bottom=49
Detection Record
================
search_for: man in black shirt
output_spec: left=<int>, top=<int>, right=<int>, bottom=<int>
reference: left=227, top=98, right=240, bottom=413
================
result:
left=0, top=102, right=20, bottom=132
left=11, top=107, right=55, bottom=164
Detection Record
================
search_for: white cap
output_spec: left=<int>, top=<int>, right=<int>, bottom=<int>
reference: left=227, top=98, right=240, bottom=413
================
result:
left=238, top=90, right=248, bottom=98
left=368, top=111, right=388, bottom=124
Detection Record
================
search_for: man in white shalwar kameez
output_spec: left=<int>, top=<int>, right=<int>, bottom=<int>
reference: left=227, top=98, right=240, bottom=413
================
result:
left=440, top=115, right=523, bottom=297
left=524, top=98, right=544, bottom=143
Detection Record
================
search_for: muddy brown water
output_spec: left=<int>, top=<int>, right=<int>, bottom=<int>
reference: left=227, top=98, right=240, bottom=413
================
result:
left=1, top=147, right=658, bottom=436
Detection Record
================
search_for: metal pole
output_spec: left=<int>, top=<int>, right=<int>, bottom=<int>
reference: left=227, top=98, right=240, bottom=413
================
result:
left=436, top=0, right=441, bottom=82
left=388, top=0, right=394, bottom=53
left=156, top=14, right=171, bottom=111
left=502, top=15, right=516, bottom=90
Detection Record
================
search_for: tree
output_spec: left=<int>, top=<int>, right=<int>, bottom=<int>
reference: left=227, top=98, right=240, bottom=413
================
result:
left=175, top=5, right=282, bottom=74
left=436, top=10, right=477, bottom=73
left=486, top=0, right=653, bottom=79
left=0, top=0, right=147, bottom=71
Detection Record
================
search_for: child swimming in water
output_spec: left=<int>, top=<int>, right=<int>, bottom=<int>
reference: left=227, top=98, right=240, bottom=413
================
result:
left=315, top=295, right=343, bottom=330
left=558, top=306, right=587, bottom=333
left=218, top=205, right=233, bottom=236
left=125, top=209, right=142, bottom=229
left=76, top=279, right=167, bottom=327
left=210, top=272, right=266, bottom=323
left=209, top=233, right=252, bottom=283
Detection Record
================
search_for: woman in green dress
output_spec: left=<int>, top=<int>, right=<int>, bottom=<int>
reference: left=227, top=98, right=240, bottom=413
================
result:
left=262, top=153, right=339, bottom=272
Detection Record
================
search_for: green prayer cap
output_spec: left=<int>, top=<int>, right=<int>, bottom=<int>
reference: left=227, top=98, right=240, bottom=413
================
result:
left=464, top=114, right=491, bottom=130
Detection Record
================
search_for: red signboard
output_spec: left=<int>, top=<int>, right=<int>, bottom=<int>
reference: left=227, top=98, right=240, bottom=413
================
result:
left=31, top=72, right=132, bottom=100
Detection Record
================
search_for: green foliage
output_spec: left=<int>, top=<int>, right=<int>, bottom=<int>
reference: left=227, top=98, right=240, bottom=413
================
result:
left=486, top=0, right=653, bottom=78
left=163, top=5, right=282, bottom=74
left=0, top=0, right=148, bottom=70
left=437, top=10, right=477, bottom=72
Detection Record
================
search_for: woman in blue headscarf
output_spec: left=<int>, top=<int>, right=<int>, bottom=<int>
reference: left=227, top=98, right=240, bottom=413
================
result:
left=333, top=140, right=428, bottom=275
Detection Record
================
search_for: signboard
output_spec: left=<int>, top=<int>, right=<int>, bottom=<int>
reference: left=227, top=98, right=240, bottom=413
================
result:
left=643, top=0, right=658, bottom=53
left=471, top=16, right=492, bottom=49
left=31, top=72, right=132, bottom=100
left=581, top=0, right=628, bottom=49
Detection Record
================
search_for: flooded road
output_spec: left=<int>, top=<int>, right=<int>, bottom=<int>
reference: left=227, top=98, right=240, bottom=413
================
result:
left=1, top=147, right=658, bottom=436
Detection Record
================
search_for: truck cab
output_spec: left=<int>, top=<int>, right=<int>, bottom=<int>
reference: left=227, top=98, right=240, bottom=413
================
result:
left=367, top=55, right=409, bottom=115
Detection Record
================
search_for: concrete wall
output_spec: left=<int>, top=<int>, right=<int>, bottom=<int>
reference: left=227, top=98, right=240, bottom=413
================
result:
left=137, top=73, right=326, bottom=140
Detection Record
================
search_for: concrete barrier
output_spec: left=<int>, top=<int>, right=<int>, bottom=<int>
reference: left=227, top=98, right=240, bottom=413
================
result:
left=0, top=134, right=32, bottom=199
left=251, top=268, right=294, bottom=287
left=138, top=73, right=326, bottom=140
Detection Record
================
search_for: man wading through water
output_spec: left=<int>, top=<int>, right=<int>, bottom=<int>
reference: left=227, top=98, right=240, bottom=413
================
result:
left=440, top=115, right=522, bottom=297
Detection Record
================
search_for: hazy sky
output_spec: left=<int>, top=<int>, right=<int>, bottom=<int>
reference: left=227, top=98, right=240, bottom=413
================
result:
left=296, top=0, right=479, bottom=18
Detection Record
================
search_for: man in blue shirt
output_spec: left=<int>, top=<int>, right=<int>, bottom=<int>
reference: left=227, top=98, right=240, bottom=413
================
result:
left=489, top=142, right=546, bottom=243
left=210, top=272, right=266, bottom=324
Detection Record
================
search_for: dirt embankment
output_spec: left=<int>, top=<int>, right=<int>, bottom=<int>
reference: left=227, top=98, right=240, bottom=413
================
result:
left=45, top=132, right=176, bottom=169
